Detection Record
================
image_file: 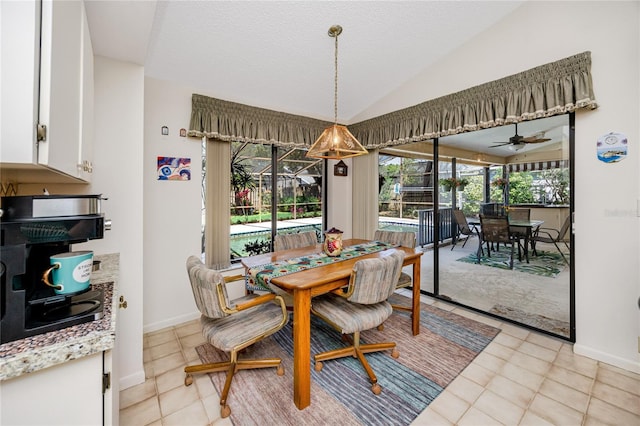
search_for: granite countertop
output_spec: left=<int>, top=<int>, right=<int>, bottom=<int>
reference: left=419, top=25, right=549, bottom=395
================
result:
left=0, top=253, right=119, bottom=381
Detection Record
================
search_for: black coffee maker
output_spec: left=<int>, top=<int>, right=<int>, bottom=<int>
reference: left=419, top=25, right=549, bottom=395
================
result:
left=0, top=195, right=109, bottom=344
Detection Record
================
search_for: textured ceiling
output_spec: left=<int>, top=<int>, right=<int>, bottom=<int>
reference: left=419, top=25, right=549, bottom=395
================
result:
left=85, top=0, right=527, bottom=123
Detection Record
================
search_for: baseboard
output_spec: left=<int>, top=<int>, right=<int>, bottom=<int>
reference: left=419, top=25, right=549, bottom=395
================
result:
left=144, top=311, right=200, bottom=334
left=573, top=343, right=640, bottom=374
left=119, top=369, right=146, bottom=391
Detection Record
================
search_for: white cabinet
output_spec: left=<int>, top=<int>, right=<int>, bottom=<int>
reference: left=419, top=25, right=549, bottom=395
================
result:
left=0, top=0, right=94, bottom=183
left=0, top=351, right=116, bottom=425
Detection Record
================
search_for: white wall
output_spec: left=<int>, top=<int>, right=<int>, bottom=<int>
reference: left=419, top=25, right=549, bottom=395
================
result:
left=22, top=57, right=148, bottom=389
left=142, top=78, right=204, bottom=332
left=354, top=1, right=640, bottom=373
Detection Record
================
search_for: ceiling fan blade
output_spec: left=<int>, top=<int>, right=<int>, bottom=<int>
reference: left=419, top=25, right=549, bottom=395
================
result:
left=522, top=137, right=551, bottom=143
left=489, top=142, right=511, bottom=148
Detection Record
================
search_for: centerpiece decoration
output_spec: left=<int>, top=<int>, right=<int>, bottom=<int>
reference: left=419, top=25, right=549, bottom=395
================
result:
left=323, top=227, right=343, bottom=257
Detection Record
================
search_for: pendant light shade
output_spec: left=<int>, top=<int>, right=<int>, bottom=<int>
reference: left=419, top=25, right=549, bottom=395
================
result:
left=306, top=25, right=368, bottom=160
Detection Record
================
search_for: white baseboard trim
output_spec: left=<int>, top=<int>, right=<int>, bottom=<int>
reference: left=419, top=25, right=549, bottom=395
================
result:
left=143, top=311, right=200, bottom=334
left=573, top=344, right=640, bottom=374
left=119, top=370, right=146, bottom=391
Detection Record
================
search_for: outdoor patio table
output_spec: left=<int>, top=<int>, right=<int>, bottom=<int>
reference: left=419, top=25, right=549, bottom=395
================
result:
left=470, top=218, right=544, bottom=262
left=241, top=239, right=423, bottom=410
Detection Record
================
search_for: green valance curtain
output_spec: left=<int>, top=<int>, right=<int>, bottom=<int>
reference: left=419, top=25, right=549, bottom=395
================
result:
left=189, top=51, right=597, bottom=149
left=188, top=95, right=331, bottom=146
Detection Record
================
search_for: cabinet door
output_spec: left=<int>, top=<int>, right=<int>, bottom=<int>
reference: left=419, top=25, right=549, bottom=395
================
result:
left=38, top=0, right=83, bottom=177
left=0, top=353, right=103, bottom=425
left=78, top=0, right=94, bottom=182
left=0, top=0, right=40, bottom=164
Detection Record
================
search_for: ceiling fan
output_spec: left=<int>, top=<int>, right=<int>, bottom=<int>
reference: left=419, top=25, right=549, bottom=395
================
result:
left=489, top=123, right=551, bottom=151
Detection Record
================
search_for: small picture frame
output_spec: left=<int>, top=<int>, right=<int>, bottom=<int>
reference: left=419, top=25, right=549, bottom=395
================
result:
left=334, top=160, right=348, bottom=176
left=161, top=126, right=169, bottom=135
left=180, top=128, right=187, bottom=137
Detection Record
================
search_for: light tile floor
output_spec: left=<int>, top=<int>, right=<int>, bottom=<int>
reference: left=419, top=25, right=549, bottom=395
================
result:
left=119, top=293, right=640, bottom=426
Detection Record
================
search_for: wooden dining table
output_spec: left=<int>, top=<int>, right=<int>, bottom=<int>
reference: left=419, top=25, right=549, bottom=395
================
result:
left=241, top=238, right=423, bottom=410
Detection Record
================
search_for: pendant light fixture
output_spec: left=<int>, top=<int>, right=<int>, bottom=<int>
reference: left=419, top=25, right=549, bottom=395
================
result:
left=306, top=25, right=368, bottom=160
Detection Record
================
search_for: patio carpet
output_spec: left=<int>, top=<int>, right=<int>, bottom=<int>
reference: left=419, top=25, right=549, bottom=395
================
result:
left=456, top=249, right=567, bottom=277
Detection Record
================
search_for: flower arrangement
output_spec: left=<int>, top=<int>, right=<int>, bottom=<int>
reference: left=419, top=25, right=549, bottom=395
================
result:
left=439, top=177, right=469, bottom=191
left=491, top=177, right=508, bottom=189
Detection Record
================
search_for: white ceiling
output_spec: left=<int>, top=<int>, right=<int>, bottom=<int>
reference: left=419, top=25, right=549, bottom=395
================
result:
left=85, top=0, right=527, bottom=123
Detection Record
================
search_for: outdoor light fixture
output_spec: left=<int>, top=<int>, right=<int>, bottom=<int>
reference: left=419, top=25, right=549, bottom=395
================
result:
left=306, top=25, right=368, bottom=160
left=508, top=142, right=526, bottom=152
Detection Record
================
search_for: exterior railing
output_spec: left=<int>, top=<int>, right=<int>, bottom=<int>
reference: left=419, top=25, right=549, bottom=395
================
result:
left=417, top=207, right=454, bottom=246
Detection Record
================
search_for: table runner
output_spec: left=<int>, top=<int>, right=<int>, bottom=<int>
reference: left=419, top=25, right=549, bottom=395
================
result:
left=245, top=241, right=394, bottom=292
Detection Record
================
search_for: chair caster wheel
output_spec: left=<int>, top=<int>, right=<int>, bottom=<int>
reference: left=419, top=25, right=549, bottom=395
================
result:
left=391, top=349, right=400, bottom=359
left=372, top=383, right=382, bottom=395
left=221, top=405, right=231, bottom=418
left=277, top=364, right=285, bottom=376
left=377, top=324, right=384, bottom=331
left=184, top=374, right=193, bottom=386
left=314, top=361, right=323, bottom=372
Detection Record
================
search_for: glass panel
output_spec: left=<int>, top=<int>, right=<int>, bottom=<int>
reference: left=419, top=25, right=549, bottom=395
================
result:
left=437, top=114, right=572, bottom=339
left=275, top=146, right=323, bottom=240
left=378, top=146, right=435, bottom=294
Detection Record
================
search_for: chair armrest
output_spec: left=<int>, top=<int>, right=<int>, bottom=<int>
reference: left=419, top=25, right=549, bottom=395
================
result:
left=234, top=293, right=277, bottom=311
left=535, top=228, right=560, bottom=239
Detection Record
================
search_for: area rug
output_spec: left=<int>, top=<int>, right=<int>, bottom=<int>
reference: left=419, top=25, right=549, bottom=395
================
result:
left=195, top=294, right=499, bottom=425
left=456, top=249, right=566, bottom=277
left=489, top=304, right=570, bottom=337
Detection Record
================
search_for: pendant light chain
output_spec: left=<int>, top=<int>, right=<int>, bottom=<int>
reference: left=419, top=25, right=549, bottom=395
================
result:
left=333, top=31, right=339, bottom=125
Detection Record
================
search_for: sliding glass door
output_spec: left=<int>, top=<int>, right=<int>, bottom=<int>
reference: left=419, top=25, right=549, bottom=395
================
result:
left=436, top=114, right=573, bottom=340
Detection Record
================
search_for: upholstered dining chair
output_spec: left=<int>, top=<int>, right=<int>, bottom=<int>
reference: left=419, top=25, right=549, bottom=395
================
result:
left=266, top=230, right=319, bottom=306
left=311, top=250, right=405, bottom=395
left=273, top=230, right=318, bottom=251
left=451, top=209, right=480, bottom=250
left=373, top=229, right=416, bottom=313
left=183, top=256, right=288, bottom=418
left=478, top=215, right=519, bottom=269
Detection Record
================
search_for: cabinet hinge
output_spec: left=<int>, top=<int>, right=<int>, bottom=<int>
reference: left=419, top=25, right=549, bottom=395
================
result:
left=102, top=372, right=111, bottom=394
left=37, top=124, right=47, bottom=142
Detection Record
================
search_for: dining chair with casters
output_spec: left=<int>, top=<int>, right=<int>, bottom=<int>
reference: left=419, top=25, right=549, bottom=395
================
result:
left=183, top=256, right=289, bottom=418
left=451, top=209, right=480, bottom=251
left=532, top=215, right=571, bottom=264
left=310, top=250, right=405, bottom=395
left=478, top=215, right=519, bottom=269
left=373, top=229, right=416, bottom=313
left=262, top=230, right=319, bottom=306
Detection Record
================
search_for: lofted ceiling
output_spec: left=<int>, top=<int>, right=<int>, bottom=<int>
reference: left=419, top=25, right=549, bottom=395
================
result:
left=85, top=0, right=527, bottom=124
left=86, top=0, right=569, bottom=161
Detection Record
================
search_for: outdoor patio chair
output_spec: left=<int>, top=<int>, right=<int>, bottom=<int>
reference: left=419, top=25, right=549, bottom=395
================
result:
left=532, top=215, right=570, bottom=264
left=479, top=215, right=519, bottom=269
left=451, top=209, right=480, bottom=251
left=508, top=207, right=531, bottom=262
left=311, top=250, right=405, bottom=395
left=183, top=256, right=288, bottom=418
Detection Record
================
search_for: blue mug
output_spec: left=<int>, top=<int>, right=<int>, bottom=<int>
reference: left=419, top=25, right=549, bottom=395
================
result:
left=42, top=251, right=93, bottom=295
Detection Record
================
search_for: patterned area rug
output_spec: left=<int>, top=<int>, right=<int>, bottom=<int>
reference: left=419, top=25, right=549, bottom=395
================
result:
left=457, top=249, right=567, bottom=277
left=195, top=295, right=499, bottom=425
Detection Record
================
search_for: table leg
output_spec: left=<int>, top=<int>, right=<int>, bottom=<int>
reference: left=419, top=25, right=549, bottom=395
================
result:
left=293, top=288, right=311, bottom=410
left=411, top=259, right=421, bottom=336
